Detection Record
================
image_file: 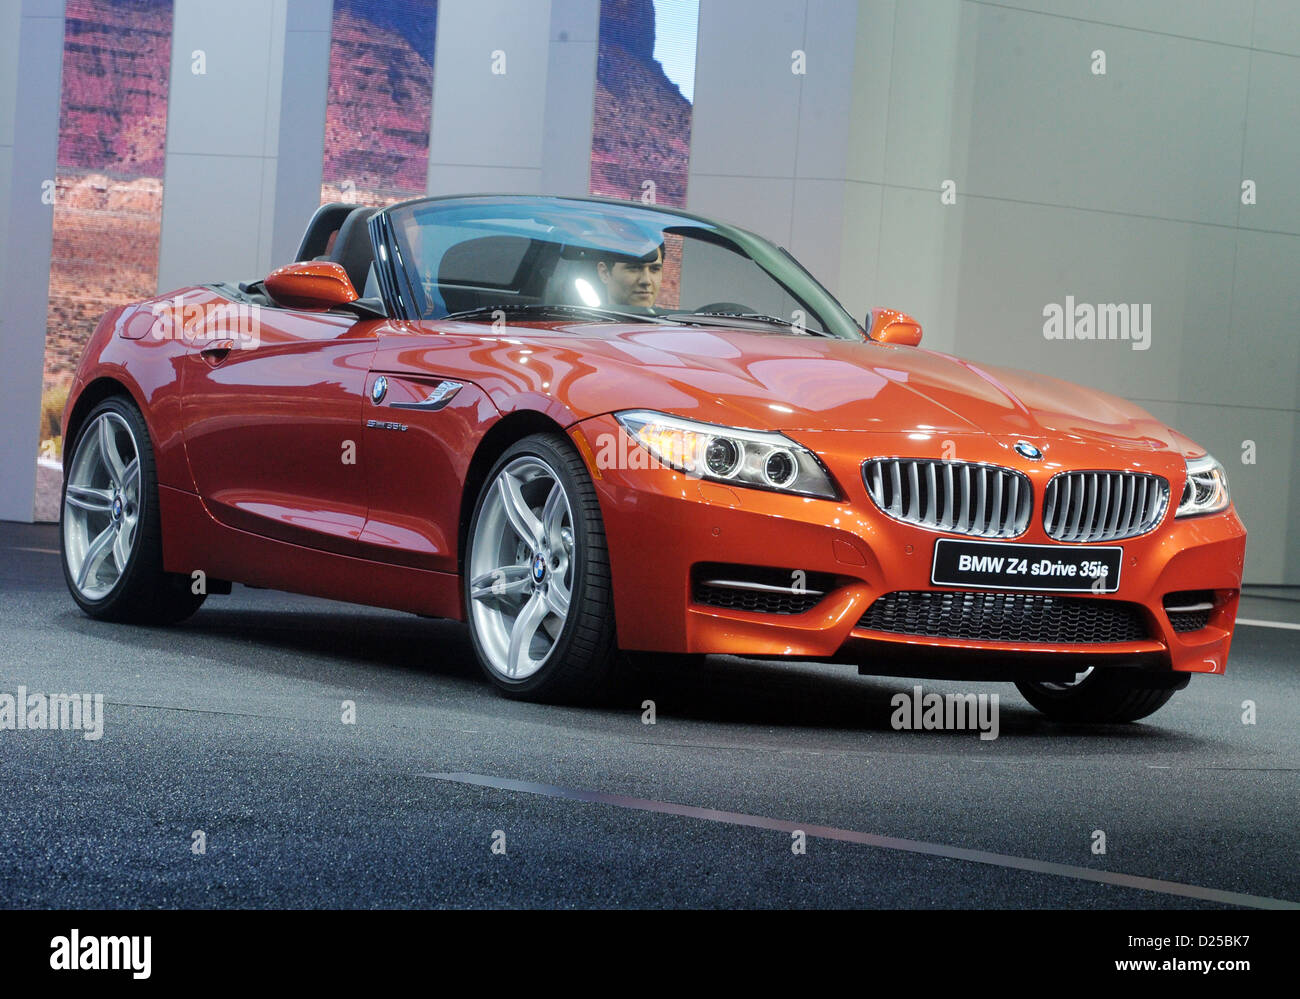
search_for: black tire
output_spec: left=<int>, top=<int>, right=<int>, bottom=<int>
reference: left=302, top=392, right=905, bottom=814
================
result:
left=463, top=432, right=618, bottom=702
left=60, top=395, right=206, bottom=625
left=1015, top=669, right=1186, bottom=723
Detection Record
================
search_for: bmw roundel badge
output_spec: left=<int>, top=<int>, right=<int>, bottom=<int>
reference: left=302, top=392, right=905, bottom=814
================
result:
left=1014, top=440, right=1043, bottom=461
left=371, top=375, right=388, bottom=405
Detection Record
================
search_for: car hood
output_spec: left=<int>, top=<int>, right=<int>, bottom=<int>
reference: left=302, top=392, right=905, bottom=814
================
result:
left=384, top=320, right=1191, bottom=456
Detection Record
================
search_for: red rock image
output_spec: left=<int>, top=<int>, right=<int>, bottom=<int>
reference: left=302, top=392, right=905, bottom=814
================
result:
left=39, top=0, right=174, bottom=515
left=590, top=0, right=693, bottom=208
left=44, top=0, right=173, bottom=391
left=321, top=3, right=436, bottom=205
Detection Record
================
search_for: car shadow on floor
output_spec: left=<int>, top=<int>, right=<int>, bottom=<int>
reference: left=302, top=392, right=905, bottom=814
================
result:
left=57, top=602, right=481, bottom=686
left=57, top=601, right=1205, bottom=747
left=608, top=654, right=1201, bottom=746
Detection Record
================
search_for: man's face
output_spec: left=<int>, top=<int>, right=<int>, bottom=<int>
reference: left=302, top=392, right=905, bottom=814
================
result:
left=597, top=248, right=663, bottom=307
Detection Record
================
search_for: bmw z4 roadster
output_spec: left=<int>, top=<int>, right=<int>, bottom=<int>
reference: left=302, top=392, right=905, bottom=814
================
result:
left=60, top=195, right=1245, bottom=721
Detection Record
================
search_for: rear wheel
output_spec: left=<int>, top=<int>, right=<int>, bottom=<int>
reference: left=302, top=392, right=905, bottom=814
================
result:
left=61, top=396, right=206, bottom=624
left=463, top=433, right=618, bottom=701
left=1015, top=667, right=1186, bottom=723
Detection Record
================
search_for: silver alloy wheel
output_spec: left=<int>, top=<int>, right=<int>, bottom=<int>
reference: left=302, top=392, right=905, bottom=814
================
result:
left=468, top=456, right=575, bottom=680
left=63, top=411, right=143, bottom=601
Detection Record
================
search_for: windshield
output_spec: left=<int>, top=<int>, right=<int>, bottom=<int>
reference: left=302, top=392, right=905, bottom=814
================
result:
left=381, top=196, right=863, bottom=340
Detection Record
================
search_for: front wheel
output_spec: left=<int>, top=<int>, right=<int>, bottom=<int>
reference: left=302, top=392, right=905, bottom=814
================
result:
left=61, top=396, right=206, bottom=624
left=463, top=433, right=618, bottom=701
left=1015, top=668, right=1187, bottom=723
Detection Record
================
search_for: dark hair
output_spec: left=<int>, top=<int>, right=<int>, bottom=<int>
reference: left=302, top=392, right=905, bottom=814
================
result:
left=595, top=242, right=666, bottom=269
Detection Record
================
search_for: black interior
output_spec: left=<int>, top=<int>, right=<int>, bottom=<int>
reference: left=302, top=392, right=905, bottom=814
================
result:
left=327, top=206, right=379, bottom=295
left=294, top=202, right=355, bottom=262
left=434, top=235, right=555, bottom=315
left=438, top=235, right=525, bottom=313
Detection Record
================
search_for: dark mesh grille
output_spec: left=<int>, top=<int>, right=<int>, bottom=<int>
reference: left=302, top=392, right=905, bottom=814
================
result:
left=1163, top=591, right=1214, bottom=633
left=1167, top=609, right=1211, bottom=632
left=858, top=590, right=1148, bottom=643
left=693, top=584, right=824, bottom=615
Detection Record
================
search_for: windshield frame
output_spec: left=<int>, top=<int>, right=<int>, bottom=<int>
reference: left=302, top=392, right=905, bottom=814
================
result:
left=369, top=194, right=866, bottom=341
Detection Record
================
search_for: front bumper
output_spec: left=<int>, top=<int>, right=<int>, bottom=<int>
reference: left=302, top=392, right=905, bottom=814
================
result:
left=572, top=416, right=1247, bottom=677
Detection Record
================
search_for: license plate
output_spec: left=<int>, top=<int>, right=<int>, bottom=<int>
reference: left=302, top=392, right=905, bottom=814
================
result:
left=931, top=539, right=1123, bottom=593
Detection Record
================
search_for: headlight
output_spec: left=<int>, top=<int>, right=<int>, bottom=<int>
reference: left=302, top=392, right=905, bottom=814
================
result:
left=1176, top=454, right=1230, bottom=517
left=614, top=410, right=838, bottom=499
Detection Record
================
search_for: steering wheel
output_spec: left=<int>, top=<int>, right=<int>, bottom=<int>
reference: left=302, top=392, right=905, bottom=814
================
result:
left=693, top=302, right=755, bottom=315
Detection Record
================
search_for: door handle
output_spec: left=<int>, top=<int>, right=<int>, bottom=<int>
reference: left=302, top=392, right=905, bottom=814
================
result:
left=200, top=341, right=235, bottom=366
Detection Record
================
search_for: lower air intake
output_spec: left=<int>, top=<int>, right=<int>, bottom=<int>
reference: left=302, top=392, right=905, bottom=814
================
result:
left=692, top=563, right=833, bottom=615
left=858, top=590, right=1149, bottom=643
left=694, top=584, right=824, bottom=615
left=1163, top=591, right=1215, bottom=633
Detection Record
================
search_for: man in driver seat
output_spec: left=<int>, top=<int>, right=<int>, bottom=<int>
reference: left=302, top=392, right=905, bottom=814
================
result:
left=594, top=243, right=665, bottom=309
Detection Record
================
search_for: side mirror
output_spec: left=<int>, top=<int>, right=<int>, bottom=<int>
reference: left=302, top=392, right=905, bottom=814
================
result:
left=867, top=308, right=922, bottom=347
left=264, top=261, right=358, bottom=310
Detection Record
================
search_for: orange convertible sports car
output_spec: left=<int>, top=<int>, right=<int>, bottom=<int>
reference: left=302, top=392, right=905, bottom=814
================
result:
left=60, top=195, right=1245, bottom=721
